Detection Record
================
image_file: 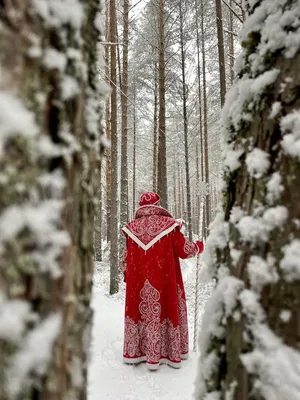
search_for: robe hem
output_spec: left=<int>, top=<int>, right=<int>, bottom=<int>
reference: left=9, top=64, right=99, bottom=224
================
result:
left=122, top=222, right=179, bottom=251
left=123, top=354, right=189, bottom=370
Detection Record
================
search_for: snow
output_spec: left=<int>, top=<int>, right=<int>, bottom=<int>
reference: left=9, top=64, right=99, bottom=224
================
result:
left=240, top=324, right=300, bottom=400
left=89, top=253, right=213, bottom=400
left=0, top=202, right=70, bottom=277
left=246, top=148, right=270, bottom=178
left=237, top=215, right=268, bottom=243
left=221, top=69, right=279, bottom=132
left=61, top=75, right=79, bottom=100
left=8, top=313, right=62, bottom=396
left=200, top=212, right=229, bottom=282
left=280, top=310, right=292, bottom=323
left=280, top=239, right=300, bottom=282
left=281, top=111, right=300, bottom=161
left=247, top=255, right=278, bottom=293
left=269, top=102, right=282, bottom=119
left=0, top=92, right=38, bottom=156
left=194, top=276, right=243, bottom=399
left=43, top=48, right=67, bottom=72
left=33, top=0, right=84, bottom=29
left=266, top=172, right=283, bottom=204
left=229, top=206, right=244, bottom=224
left=241, top=1, right=300, bottom=73
left=224, top=147, right=244, bottom=172
left=263, top=205, right=288, bottom=229
left=0, top=294, right=30, bottom=342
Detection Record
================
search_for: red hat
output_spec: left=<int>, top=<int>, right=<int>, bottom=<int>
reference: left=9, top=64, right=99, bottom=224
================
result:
left=139, top=192, right=160, bottom=206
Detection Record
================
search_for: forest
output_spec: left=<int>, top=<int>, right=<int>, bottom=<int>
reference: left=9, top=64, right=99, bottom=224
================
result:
left=0, top=0, right=300, bottom=399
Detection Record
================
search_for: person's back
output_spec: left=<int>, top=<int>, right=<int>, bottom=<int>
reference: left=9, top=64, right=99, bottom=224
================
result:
left=122, top=192, right=203, bottom=370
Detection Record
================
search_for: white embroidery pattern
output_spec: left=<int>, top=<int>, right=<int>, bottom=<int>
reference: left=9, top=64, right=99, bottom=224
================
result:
left=183, top=238, right=197, bottom=258
left=124, top=280, right=188, bottom=365
left=177, top=285, right=189, bottom=355
left=123, top=216, right=178, bottom=251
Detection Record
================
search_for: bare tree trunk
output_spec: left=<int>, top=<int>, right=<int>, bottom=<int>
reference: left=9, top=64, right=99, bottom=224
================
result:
left=109, top=0, right=119, bottom=295
left=215, top=0, right=226, bottom=106
left=201, top=0, right=211, bottom=236
left=0, top=1, right=104, bottom=398
left=157, top=0, right=168, bottom=208
left=105, top=0, right=111, bottom=242
left=179, top=0, right=193, bottom=241
left=132, top=81, right=137, bottom=213
left=195, top=0, right=204, bottom=239
left=153, top=60, right=158, bottom=192
left=195, top=0, right=300, bottom=398
left=120, top=0, right=129, bottom=254
left=228, top=0, right=235, bottom=85
left=95, top=161, right=103, bottom=262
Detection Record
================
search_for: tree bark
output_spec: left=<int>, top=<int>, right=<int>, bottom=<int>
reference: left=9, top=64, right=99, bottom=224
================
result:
left=109, top=0, right=119, bottom=294
left=157, top=0, right=168, bottom=208
left=179, top=0, right=193, bottom=241
left=119, top=0, right=129, bottom=257
left=153, top=60, right=158, bottom=193
left=132, top=80, right=137, bottom=213
left=215, top=0, right=227, bottom=106
left=228, top=0, right=235, bottom=85
left=200, top=0, right=211, bottom=237
left=0, top=0, right=104, bottom=398
left=195, top=0, right=300, bottom=398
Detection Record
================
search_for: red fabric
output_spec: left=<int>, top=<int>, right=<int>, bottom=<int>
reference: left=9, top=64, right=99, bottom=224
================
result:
left=139, top=191, right=160, bottom=206
left=122, top=205, right=200, bottom=369
left=196, top=240, right=204, bottom=253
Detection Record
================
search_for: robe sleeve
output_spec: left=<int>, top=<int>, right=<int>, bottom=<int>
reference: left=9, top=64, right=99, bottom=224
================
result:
left=173, top=228, right=199, bottom=259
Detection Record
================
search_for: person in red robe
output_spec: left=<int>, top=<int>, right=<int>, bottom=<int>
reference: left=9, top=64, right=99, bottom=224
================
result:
left=121, top=191, right=204, bottom=370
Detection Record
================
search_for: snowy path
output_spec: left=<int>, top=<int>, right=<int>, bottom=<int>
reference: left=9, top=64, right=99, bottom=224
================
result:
left=88, top=256, right=212, bottom=400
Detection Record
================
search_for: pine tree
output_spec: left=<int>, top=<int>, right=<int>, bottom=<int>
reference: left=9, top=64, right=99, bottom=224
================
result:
left=195, top=0, right=300, bottom=398
left=0, top=1, right=105, bottom=397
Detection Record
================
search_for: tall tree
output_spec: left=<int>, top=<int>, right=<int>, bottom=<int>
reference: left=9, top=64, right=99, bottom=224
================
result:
left=215, top=0, right=226, bottom=106
left=153, top=60, right=159, bottom=193
left=179, top=0, right=193, bottom=241
left=200, top=0, right=211, bottom=236
left=119, top=0, right=130, bottom=257
left=109, top=0, right=119, bottom=294
left=0, top=0, right=105, bottom=397
left=157, top=0, right=168, bottom=208
left=195, top=0, right=300, bottom=398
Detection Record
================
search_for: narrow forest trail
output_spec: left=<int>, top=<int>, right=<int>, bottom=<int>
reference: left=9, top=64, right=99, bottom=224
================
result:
left=88, top=252, right=212, bottom=400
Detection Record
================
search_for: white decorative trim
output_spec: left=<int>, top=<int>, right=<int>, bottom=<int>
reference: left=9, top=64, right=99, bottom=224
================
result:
left=122, top=222, right=179, bottom=251
left=124, top=280, right=189, bottom=368
left=123, top=356, right=183, bottom=370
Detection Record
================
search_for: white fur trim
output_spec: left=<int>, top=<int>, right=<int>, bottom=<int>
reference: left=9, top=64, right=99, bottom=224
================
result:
left=123, top=356, right=185, bottom=369
left=122, top=222, right=179, bottom=251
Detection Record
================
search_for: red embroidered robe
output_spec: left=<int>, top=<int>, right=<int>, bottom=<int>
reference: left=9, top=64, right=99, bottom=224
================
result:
left=122, top=205, right=199, bottom=370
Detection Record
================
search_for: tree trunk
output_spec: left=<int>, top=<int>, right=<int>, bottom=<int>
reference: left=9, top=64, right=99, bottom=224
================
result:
left=0, top=1, right=104, bottom=398
left=109, top=0, right=119, bottom=295
left=105, top=0, right=111, bottom=243
left=200, top=0, right=211, bottom=237
left=195, top=0, right=300, bottom=398
left=215, top=0, right=226, bottom=106
left=120, top=0, right=129, bottom=254
left=228, top=0, right=235, bottom=85
left=195, top=0, right=204, bottom=239
left=153, top=60, right=158, bottom=193
left=95, top=161, right=103, bottom=262
left=132, top=81, right=137, bottom=213
left=157, top=0, right=168, bottom=208
left=179, top=0, right=193, bottom=241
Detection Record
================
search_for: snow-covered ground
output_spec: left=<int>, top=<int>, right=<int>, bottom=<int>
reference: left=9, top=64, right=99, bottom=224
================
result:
left=88, top=247, right=213, bottom=400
